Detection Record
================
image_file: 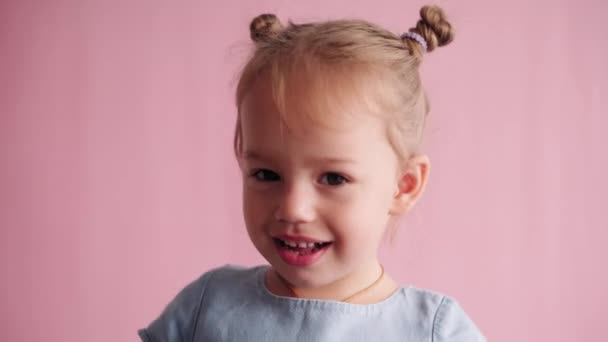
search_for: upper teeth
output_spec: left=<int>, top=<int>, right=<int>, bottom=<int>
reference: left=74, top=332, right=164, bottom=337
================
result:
left=283, top=240, right=317, bottom=248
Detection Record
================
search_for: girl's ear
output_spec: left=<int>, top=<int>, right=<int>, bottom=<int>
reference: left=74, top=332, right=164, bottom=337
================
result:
left=389, top=154, right=430, bottom=215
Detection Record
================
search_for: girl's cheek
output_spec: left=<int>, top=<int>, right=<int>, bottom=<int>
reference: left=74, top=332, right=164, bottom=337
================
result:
left=320, top=186, right=357, bottom=201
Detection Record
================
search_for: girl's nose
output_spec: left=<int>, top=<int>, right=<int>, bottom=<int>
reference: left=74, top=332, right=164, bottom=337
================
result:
left=274, top=183, right=316, bottom=224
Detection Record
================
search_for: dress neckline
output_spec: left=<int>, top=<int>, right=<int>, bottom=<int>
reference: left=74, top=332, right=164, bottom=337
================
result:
left=254, top=265, right=409, bottom=312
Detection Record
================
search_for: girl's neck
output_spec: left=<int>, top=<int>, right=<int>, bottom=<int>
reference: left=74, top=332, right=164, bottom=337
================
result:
left=265, top=263, right=399, bottom=304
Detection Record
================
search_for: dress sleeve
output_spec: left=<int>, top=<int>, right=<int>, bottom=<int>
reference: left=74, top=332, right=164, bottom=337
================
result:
left=138, top=270, right=214, bottom=342
left=432, top=296, right=486, bottom=342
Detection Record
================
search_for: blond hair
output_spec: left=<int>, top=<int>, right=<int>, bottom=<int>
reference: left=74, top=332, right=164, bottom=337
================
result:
left=234, top=5, right=454, bottom=162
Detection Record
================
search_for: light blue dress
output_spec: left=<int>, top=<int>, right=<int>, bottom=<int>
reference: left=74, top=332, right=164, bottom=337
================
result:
left=139, top=265, right=486, bottom=341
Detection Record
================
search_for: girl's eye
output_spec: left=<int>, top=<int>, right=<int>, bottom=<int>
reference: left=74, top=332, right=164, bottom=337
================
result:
left=251, top=169, right=280, bottom=182
left=319, top=172, right=348, bottom=186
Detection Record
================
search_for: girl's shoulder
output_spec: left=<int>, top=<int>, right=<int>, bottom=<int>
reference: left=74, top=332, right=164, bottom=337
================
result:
left=399, top=286, right=486, bottom=341
left=138, top=264, right=263, bottom=342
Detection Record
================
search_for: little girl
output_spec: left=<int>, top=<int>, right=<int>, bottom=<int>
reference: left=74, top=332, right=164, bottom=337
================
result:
left=139, top=5, right=485, bottom=341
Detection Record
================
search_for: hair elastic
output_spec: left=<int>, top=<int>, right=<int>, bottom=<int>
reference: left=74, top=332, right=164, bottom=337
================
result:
left=400, top=31, right=427, bottom=53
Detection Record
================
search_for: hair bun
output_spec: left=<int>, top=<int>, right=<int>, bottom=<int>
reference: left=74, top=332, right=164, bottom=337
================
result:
left=250, top=14, right=284, bottom=42
left=416, top=5, right=454, bottom=52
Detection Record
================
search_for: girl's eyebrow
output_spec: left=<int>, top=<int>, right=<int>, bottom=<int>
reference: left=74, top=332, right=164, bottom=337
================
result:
left=243, top=150, right=357, bottom=165
left=242, top=151, right=266, bottom=161
left=312, top=157, right=358, bottom=165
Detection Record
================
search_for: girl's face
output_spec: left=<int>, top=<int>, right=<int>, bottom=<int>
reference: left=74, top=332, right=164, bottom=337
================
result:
left=238, top=76, right=403, bottom=289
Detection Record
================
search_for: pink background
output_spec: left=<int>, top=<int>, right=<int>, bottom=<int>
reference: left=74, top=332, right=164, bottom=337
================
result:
left=1, top=0, right=606, bottom=341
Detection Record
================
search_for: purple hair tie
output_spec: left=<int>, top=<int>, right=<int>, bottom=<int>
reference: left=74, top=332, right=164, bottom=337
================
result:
left=401, top=31, right=427, bottom=53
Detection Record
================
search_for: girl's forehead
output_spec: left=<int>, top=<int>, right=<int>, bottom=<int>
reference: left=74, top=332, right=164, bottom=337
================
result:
left=241, top=100, right=392, bottom=165
left=238, top=66, right=399, bottom=163
left=242, top=82, right=384, bottom=138
left=242, top=75, right=384, bottom=132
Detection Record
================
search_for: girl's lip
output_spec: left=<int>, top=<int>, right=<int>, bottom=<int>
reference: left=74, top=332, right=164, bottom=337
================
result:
left=274, top=239, right=332, bottom=266
left=273, top=234, right=331, bottom=243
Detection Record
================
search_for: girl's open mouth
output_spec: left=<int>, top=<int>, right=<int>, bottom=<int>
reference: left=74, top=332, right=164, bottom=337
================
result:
left=273, top=238, right=333, bottom=266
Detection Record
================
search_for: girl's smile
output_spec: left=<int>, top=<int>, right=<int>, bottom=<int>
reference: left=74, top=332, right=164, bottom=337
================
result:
left=273, top=234, right=334, bottom=266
